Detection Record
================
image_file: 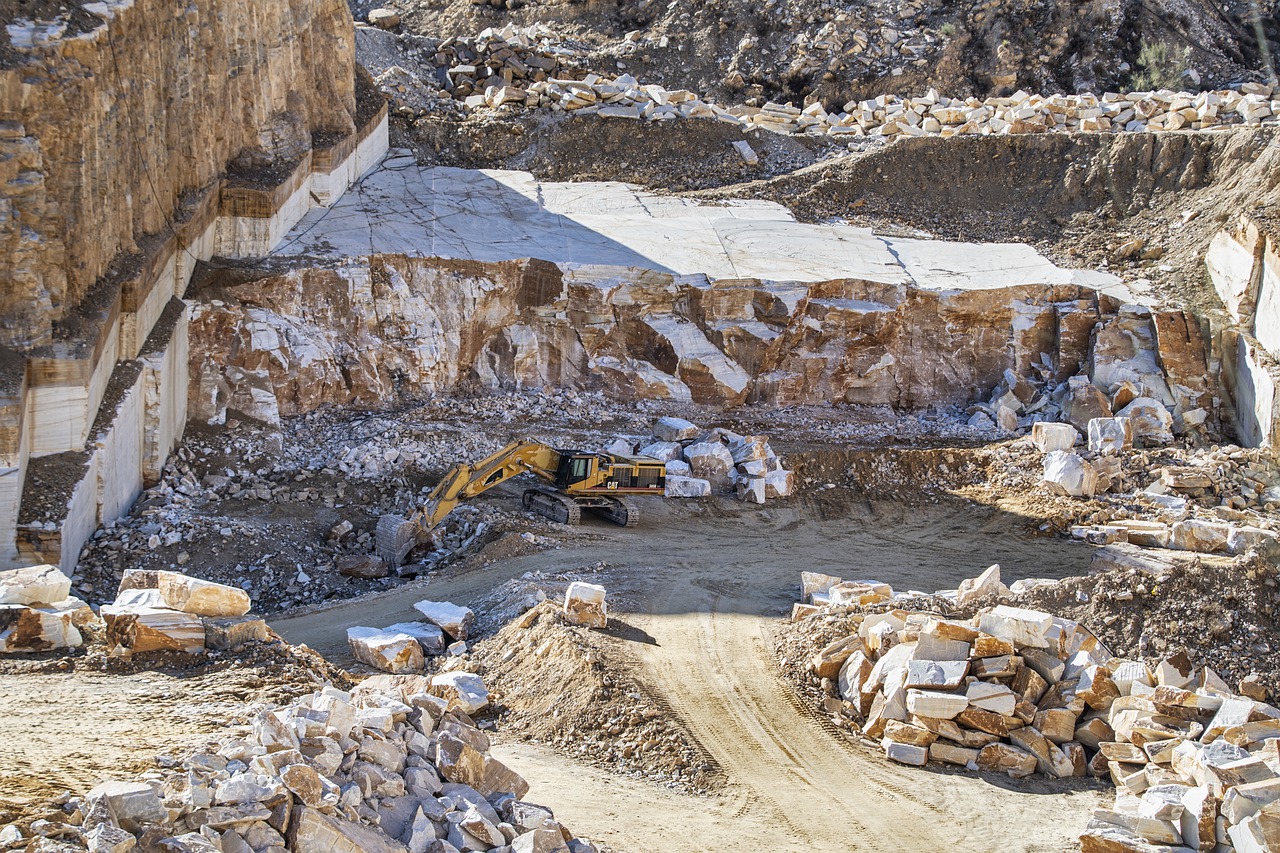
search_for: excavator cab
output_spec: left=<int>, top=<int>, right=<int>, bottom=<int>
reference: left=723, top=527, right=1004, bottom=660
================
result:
left=555, top=453, right=600, bottom=489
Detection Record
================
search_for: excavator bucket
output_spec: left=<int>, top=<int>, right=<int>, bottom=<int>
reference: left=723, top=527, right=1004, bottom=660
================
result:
left=375, top=514, right=420, bottom=567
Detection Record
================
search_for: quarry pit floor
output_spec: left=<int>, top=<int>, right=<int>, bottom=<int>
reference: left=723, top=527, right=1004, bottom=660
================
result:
left=272, top=496, right=1107, bottom=852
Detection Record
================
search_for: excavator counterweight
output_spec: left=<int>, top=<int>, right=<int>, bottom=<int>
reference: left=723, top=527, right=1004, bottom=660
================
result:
left=375, top=439, right=666, bottom=566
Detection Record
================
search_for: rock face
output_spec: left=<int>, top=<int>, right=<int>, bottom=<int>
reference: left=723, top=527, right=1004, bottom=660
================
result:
left=0, top=0, right=357, bottom=350
left=189, top=257, right=1197, bottom=416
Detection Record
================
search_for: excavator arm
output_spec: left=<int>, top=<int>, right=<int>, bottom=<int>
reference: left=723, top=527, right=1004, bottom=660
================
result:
left=376, top=439, right=562, bottom=566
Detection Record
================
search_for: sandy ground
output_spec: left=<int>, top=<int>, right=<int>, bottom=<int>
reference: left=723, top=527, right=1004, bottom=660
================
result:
left=273, top=494, right=1108, bottom=852
left=0, top=668, right=295, bottom=820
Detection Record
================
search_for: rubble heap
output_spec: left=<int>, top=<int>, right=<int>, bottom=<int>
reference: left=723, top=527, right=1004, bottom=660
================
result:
left=9, top=674, right=598, bottom=853
left=794, top=569, right=1280, bottom=852
left=612, top=417, right=794, bottom=504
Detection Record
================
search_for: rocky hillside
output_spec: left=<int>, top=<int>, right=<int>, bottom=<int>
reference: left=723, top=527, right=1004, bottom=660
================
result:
left=363, top=0, right=1279, bottom=108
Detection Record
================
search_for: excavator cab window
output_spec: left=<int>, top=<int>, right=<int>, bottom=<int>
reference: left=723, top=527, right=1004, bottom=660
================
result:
left=557, top=454, right=595, bottom=487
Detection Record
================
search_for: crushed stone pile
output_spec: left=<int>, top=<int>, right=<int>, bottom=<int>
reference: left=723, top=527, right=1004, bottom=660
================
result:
left=1, top=673, right=602, bottom=853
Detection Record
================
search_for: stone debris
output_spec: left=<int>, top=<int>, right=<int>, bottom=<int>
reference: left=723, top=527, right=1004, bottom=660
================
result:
left=620, top=419, right=793, bottom=505
left=413, top=600, right=475, bottom=641
left=52, top=676, right=594, bottom=853
left=794, top=576, right=1280, bottom=852
left=382, top=29, right=1280, bottom=142
left=562, top=582, right=607, bottom=628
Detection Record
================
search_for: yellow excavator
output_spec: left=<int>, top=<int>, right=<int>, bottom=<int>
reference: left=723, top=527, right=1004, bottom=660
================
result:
left=375, top=438, right=668, bottom=566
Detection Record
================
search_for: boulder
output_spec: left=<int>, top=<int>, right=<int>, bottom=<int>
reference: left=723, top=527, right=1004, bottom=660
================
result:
left=0, top=603, right=84, bottom=652
left=413, top=600, right=475, bottom=641
left=665, top=459, right=691, bottom=476
left=203, top=616, right=269, bottom=651
left=664, top=475, right=710, bottom=498
left=736, top=476, right=766, bottom=504
left=652, top=417, right=699, bottom=442
left=1116, top=398, right=1174, bottom=445
left=976, top=743, right=1038, bottom=778
left=383, top=622, right=447, bottom=655
left=1043, top=451, right=1098, bottom=497
left=956, top=564, right=1008, bottom=607
left=1088, top=418, right=1134, bottom=455
left=337, top=556, right=390, bottom=579
left=1064, top=383, right=1114, bottom=433
left=0, top=564, right=72, bottom=605
left=800, top=572, right=842, bottom=601
left=905, top=689, right=969, bottom=720
left=118, top=569, right=251, bottom=617
left=430, top=671, right=490, bottom=715
left=367, top=7, right=401, bottom=28
left=1227, top=526, right=1279, bottom=556
left=85, top=781, right=166, bottom=831
left=764, top=468, right=794, bottom=498
left=1169, top=519, right=1231, bottom=554
left=978, top=605, right=1053, bottom=649
left=683, top=441, right=734, bottom=487
left=1031, top=422, right=1079, bottom=453
left=563, top=582, right=607, bottom=628
left=290, top=805, right=408, bottom=853
left=637, top=441, right=683, bottom=462
left=102, top=605, right=206, bottom=656
left=346, top=628, right=424, bottom=674
left=883, top=739, right=929, bottom=766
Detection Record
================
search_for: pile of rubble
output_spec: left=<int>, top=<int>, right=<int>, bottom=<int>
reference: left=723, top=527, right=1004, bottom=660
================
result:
left=612, top=417, right=794, bottom=504
left=7, top=673, right=598, bottom=853
left=452, top=64, right=1279, bottom=140
left=0, top=564, right=271, bottom=658
left=794, top=570, right=1280, bottom=851
left=349, top=583, right=608, bottom=679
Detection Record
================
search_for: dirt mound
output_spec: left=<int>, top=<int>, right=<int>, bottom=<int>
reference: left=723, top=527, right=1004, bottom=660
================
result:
left=470, top=600, right=718, bottom=791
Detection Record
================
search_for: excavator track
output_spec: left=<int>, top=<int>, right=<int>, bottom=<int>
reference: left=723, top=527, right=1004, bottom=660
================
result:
left=586, top=496, right=640, bottom=527
left=523, top=488, right=582, bottom=525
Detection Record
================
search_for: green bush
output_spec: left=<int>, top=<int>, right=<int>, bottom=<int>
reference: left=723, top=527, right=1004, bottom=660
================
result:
left=1132, top=41, right=1191, bottom=91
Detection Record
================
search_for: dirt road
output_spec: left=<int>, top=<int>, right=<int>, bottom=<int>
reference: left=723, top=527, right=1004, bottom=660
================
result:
left=274, top=495, right=1107, bottom=851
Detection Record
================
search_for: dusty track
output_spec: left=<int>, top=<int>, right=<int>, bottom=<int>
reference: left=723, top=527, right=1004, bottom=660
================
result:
left=274, top=494, right=1107, bottom=851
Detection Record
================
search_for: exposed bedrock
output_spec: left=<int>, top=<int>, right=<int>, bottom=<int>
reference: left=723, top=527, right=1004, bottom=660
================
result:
left=189, top=255, right=1209, bottom=421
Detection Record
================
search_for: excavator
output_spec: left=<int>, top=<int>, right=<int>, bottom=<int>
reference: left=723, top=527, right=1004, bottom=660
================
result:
left=375, top=439, right=668, bottom=566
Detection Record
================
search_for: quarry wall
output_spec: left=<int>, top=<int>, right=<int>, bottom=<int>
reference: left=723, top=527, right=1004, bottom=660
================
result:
left=0, top=0, right=389, bottom=571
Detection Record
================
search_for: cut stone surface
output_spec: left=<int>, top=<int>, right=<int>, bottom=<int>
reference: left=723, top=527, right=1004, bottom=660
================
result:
left=1043, top=451, right=1099, bottom=497
left=0, top=603, right=84, bottom=652
left=905, top=689, right=969, bottom=720
left=383, top=621, right=447, bottom=655
left=203, top=616, right=269, bottom=651
left=1031, top=422, right=1079, bottom=453
left=0, top=564, right=72, bottom=606
left=102, top=605, right=205, bottom=656
left=563, top=581, right=607, bottom=628
left=119, top=569, right=251, bottom=617
left=978, top=605, right=1054, bottom=649
left=413, top=600, right=475, bottom=641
